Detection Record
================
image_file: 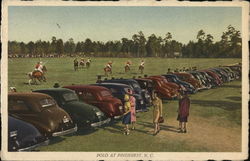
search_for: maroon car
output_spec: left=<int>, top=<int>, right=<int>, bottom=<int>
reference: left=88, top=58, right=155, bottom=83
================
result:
left=63, top=85, right=124, bottom=118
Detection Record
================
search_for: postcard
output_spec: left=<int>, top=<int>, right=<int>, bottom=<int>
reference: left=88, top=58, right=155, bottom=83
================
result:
left=1, top=0, right=249, bottom=160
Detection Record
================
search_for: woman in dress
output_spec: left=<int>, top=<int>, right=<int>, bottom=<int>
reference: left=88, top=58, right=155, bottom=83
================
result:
left=152, top=91, right=163, bottom=135
left=128, top=89, right=136, bottom=130
left=122, top=94, right=131, bottom=135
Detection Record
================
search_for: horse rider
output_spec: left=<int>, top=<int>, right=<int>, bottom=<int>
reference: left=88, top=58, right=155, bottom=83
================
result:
left=106, top=61, right=113, bottom=70
left=140, top=60, right=145, bottom=67
left=125, top=60, right=131, bottom=68
left=34, top=61, right=43, bottom=74
left=87, top=58, right=91, bottom=63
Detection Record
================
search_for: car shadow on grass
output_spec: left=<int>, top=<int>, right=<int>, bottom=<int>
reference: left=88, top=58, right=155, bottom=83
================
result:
left=72, top=127, right=99, bottom=136
left=226, top=96, right=241, bottom=101
left=222, top=84, right=241, bottom=88
left=48, top=137, right=65, bottom=145
left=191, top=100, right=241, bottom=110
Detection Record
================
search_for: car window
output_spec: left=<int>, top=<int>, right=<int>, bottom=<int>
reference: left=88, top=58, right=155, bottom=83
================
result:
left=131, top=82, right=140, bottom=89
left=110, top=88, right=119, bottom=94
left=83, top=92, right=96, bottom=101
left=63, top=92, right=78, bottom=102
left=40, top=98, right=56, bottom=108
left=100, top=90, right=112, bottom=97
left=8, top=99, right=30, bottom=111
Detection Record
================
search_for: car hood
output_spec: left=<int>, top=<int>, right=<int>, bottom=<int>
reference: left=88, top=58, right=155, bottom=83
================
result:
left=64, top=101, right=103, bottom=118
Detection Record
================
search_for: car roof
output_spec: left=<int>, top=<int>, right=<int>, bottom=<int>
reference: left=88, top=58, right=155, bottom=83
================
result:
left=64, top=85, right=109, bottom=91
left=34, top=88, right=74, bottom=93
left=9, top=92, right=52, bottom=100
left=95, top=83, right=131, bottom=88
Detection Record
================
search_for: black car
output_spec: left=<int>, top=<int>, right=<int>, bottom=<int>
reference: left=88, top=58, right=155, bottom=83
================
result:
left=33, top=88, right=111, bottom=128
left=93, top=82, right=146, bottom=111
left=101, top=79, right=150, bottom=111
left=188, top=71, right=212, bottom=89
left=8, top=116, right=49, bottom=151
left=162, top=74, right=197, bottom=94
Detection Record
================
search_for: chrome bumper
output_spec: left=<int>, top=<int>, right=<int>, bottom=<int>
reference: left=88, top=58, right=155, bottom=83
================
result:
left=52, top=125, right=78, bottom=137
left=91, top=118, right=111, bottom=127
left=18, top=139, right=49, bottom=151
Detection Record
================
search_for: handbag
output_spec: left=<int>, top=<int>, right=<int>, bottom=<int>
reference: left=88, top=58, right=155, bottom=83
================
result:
left=158, top=116, right=164, bottom=123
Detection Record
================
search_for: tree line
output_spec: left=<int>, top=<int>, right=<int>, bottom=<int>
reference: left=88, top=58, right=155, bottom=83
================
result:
left=8, top=25, right=242, bottom=58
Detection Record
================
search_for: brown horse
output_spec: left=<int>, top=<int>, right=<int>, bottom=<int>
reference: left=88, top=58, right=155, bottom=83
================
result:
left=139, top=65, right=144, bottom=74
left=104, top=66, right=112, bottom=76
left=28, top=65, right=47, bottom=85
left=125, top=64, right=130, bottom=73
left=86, top=61, right=91, bottom=69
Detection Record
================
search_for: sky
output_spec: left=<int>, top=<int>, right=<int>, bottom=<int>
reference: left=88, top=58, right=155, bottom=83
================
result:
left=8, top=6, right=242, bottom=44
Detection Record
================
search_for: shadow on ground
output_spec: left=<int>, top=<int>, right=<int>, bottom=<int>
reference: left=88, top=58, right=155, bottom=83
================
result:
left=226, top=96, right=241, bottom=101
left=222, top=84, right=241, bottom=88
left=137, top=121, right=180, bottom=133
left=48, top=137, right=65, bottom=146
left=191, top=100, right=241, bottom=110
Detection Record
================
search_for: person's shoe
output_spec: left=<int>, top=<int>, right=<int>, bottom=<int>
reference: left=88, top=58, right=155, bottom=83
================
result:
left=153, top=132, right=158, bottom=136
left=178, top=129, right=183, bottom=133
left=183, top=129, right=187, bottom=133
left=131, top=127, right=135, bottom=130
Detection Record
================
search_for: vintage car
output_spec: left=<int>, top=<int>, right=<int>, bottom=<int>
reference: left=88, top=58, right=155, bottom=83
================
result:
left=198, top=71, right=219, bottom=88
left=33, top=88, right=111, bottom=128
left=101, top=79, right=151, bottom=109
left=8, top=115, right=49, bottom=151
left=134, top=78, right=154, bottom=104
left=162, top=74, right=197, bottom=94
left=173, top=72, right=203, bottom=90
left=63, top=85, right=124, bottom=118
left=201, top=70, right=223, bottom=86
left=188, top=71, right=212, bottom=89
left=149, top=75, right=183, bottom=92
left=8, top=92, right=77, bottom=137
left=223, top=63, right=241, bottom=77
left=142, top=77, right=177, bottom=99
left=209, top=68, right=229, bottom=83
left=92, top=83, right=146, bottom=111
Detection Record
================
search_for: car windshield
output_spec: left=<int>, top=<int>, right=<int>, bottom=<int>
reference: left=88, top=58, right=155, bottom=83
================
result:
left=40, top=98, right=56, bottom=108
left=131, top=82, right=140, bottom=89
left=100, top=90, right=112, bottom=97
left=63, top=92, right=78, bottom=102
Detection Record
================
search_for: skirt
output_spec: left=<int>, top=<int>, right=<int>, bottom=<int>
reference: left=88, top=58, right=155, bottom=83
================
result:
left=122, top=112, right=131, bottom=124
left=177, top=115, right=188, bottom=122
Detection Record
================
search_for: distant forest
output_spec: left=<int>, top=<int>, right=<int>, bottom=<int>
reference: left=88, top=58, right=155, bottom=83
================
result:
left=8, top=25, right=242, bottom=58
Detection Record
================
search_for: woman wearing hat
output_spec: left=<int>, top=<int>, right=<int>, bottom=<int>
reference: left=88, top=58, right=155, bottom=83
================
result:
left=122, top=94, right=131, bottom=135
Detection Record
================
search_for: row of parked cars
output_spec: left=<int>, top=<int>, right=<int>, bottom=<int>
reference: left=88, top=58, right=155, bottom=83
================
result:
left=7, top=63, right=241, bottom=151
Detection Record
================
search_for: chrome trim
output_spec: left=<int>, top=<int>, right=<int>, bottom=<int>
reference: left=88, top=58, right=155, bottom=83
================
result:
left=18, top=139, right=49, bottom=151
left=91, top=118, right=111, bottom=127
left=52, top=125, right=77, bottom=137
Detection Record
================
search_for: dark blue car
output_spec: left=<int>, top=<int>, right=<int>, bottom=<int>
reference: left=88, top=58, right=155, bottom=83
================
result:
left=100, top=79, right=150, bottom=111
left=8, top=116, right=49, bottom=151
left=93, top=82, right=146, bottom=112
left=162, top=74, right=197, bottom=94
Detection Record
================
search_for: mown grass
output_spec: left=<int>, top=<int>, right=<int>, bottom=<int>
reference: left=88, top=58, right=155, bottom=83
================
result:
left=8, top=58, right=242, bottom=152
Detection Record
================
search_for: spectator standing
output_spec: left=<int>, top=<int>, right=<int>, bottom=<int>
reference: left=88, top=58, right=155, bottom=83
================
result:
left=122, top=94, right=131, bottom=135
left=128, top=89, right=136, bottom=130
left=152, top=91, right=163, bottom=136
left=177, top=92, right=190, bottom=133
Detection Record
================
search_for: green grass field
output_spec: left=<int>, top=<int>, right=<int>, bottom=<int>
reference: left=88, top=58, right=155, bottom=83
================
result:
left=8, top=58, right=242, bottom=152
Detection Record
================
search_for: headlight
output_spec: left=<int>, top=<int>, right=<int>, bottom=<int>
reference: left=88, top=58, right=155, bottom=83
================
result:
left=10, top=130, right=18, bottom=137
left=63, top=116, right=69, bottom=123
left=96, top=111, right=102, bottom=116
